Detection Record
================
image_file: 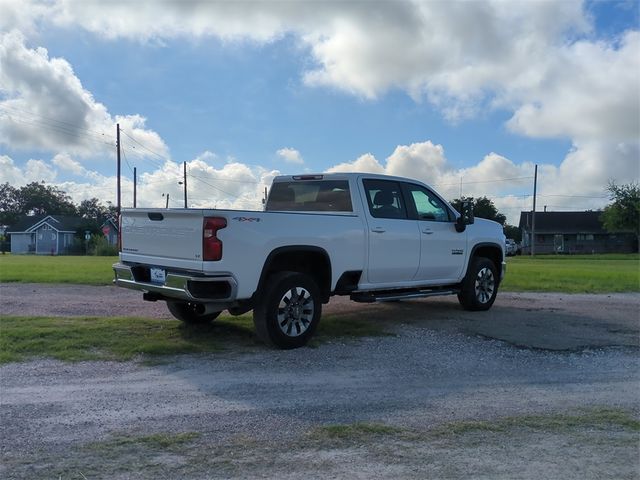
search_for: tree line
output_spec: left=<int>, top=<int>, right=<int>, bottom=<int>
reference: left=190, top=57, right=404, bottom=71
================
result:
left=0, top=182, right=117, bottom=227
left=1, top=180, right=637, bottom=247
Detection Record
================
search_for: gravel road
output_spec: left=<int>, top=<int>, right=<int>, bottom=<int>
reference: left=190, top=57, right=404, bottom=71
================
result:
left=1, top=285, right=639, bottom=479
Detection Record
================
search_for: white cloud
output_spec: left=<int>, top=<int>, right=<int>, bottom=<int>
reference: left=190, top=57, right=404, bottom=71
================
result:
left=326, top=153, right=385, bottom=174
left=52, top=153, right=84, bottom=175
left=0, top=151, right=280, bottom=212
left=0, top=30, right=168, bottom=160
left=24, top=159, right=56, bottom=182
left=0, top=155, right=57, bottom=184
left=324, top=140, right=630, bottom=225
left=7, top=2, right=636, bottom=152
left=121, top=152, right=280, bottom=210
left=2, top=1, right=637, bottom=225
left=386, top=141, right=449, bottom=181
left=505, top=31, right=640, bottom=143
left=0, top=0, right=56, bottom=35
left=0, top=154, right=24, bottom=185
left=276, top=147, right=304, bottom=165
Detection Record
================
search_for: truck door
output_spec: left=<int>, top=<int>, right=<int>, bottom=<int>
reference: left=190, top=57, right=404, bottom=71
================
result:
left=361, top=179, right=420, bottom=283
left=402, top=183, right=466, bottom=282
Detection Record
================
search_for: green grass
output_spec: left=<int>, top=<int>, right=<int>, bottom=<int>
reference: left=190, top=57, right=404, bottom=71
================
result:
left=309, top=408, right=640, bottom=445
left=0, top=254, right=117, bottom=284
left=310, top=422, right=404, bottom=441
left=0, top=313, right=391, bottom=364
left=502, top=254, right=639, bottom=293
left=433, top=407, right=640, bottom=436
left=0, top=316, right=239, bottom=363
left=0, top=253, right=638, bottom=292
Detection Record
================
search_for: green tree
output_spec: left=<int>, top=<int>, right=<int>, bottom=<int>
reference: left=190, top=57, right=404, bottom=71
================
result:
left=18, top=182, right=77, bottom=216
left=601, top=181, right=640, bottom=251
left=503, top=224, right=521, bottom=242
left=0, top=183, right=21, bottom=226
left=78, top=198, right=110, bottom=220
left=450, top=196, right=507, bottom=225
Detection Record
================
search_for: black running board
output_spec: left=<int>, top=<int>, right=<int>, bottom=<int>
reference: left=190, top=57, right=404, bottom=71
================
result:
left=350, top=287, right=460, bottom=303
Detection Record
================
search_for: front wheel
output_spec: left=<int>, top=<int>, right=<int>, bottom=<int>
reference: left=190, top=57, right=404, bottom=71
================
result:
left=253, top=271, right=322, bottom=349
left=166, top=301, right=221, bottom=324
left=458, top=257, right=498, bottom=311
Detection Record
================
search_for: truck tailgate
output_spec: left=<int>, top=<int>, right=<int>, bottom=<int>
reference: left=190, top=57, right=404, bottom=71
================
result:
left=120, top=208, right=205, bottom=265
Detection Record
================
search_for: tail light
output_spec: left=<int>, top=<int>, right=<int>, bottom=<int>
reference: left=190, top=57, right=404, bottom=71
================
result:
left=203, top=217, right=227, bottom=261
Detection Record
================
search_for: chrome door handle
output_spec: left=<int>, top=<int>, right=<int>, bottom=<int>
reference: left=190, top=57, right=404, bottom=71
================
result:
left=422, top=229, right=434, bottom=235
left=371, top=227, right=386, bottom=233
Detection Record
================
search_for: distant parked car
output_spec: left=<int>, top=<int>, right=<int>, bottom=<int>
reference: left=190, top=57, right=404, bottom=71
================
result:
left=505, top=238, right=520, bottom=256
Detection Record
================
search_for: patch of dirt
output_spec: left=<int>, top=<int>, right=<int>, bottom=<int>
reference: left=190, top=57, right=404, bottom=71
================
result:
left=1, top=285, right=639, bottom=479
left=1, top=284, right=638, bottom=350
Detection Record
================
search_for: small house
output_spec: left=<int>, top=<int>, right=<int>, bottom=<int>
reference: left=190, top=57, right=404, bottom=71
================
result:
left=8, top=215, right=119, bottom=255
left=519, top=211, right=636, bottom=254
left=100, top=217, right=119, bottom=246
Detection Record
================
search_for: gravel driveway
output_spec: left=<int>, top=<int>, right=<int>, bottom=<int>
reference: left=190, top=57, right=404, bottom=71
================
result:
left=1, top=285, right=639, bottom=479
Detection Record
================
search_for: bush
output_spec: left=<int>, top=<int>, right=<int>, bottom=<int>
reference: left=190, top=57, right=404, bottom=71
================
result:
left=91, top=235, right=119, bottom=256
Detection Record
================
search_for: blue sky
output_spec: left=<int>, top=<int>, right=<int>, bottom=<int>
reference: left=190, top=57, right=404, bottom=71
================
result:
left=0, top=0, right=638, bottom=224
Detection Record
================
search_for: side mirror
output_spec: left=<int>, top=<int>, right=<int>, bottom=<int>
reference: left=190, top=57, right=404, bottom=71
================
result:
left=455, top=200, right=474, bottom=233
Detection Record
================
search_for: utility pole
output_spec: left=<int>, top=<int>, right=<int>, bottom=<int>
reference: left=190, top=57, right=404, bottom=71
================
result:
left=531, top=164, right=538, bottom=256
left=133, top=167, right=137, bottom=208
left=165, top=193, right=170, bottom=209
left=116, top=123, right=121, bottom=214
left=183, top=161, right=188, bottom=208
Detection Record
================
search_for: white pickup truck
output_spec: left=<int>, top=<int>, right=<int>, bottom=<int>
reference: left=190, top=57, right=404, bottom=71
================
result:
left=114, top=173, right=506, bottom=348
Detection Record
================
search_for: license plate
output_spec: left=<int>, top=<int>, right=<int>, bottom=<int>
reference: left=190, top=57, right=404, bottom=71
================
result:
left=150, top=267, right=166, bottom=284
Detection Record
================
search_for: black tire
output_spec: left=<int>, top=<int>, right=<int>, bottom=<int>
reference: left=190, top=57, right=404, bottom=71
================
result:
left=166, top=301, right=221, bottom=324
left=253, top=271, right=322, bottom=349
left=458, top=257, right=498, bottom=311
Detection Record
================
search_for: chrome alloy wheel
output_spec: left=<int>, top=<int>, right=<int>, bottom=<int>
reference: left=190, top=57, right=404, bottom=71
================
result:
left=474, top=267, right=495, bottom=304
left=277, top=286, right=315, bottom=337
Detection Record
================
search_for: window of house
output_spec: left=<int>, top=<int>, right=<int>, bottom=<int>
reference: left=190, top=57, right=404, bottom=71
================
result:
left=577, top=234, right=594, bottom=241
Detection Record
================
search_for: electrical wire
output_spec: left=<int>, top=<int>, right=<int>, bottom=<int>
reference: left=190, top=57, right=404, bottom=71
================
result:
left=189, top=175, right=242, bottom=199
left=434, top=175, right=534, bottom=188
left=0, top=112, right=114, bottom=148
left=119, top=129, right=172, bottom=163
left=120, top=144, right=135, bottom=175
left=0, top=104, right=114, bottom=139
left=537, top=194, right=608, bottom=199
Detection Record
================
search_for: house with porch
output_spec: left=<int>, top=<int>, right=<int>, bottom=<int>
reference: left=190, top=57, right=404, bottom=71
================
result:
left=519, top=211, right=636, bottom=254
left=8, top=215, right=118, bottom=255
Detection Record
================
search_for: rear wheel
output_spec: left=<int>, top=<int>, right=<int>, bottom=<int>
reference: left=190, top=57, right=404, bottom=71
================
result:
left=253, top=271, right=322, bottom=349
left=458, top=257, right=498, bottom=311
left=166, top=301, right=221, bottom=324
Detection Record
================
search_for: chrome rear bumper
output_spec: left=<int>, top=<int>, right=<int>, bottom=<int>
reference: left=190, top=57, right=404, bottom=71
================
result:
left=113, top=263, right=238, bottom=302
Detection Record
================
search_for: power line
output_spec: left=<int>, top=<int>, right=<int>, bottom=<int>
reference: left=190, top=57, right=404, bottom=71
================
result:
left=189, top=175, right=242, bottom=199
left=120, top=128, right=259, bottom=197
left=537, top=194, right=608, bottom=199
left=120, top=144, right=135, bottom=175
left=0, top=104, right=115, bottom=139
left=434, top=175, right=534, bottom=188
left=119, top=128, right=172, bottom=163
left=186, top=171, right=260, bottom=185
left=0, top=111, right=114, bottom=148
